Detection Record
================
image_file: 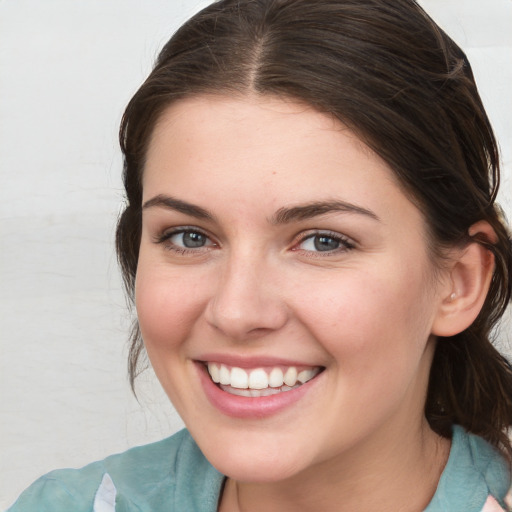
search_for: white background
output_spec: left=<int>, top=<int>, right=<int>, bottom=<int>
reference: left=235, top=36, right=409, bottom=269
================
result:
left=0, top=1, right=511, bottom=508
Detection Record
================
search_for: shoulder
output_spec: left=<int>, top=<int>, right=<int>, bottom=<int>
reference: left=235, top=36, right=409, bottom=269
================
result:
left=7, top=429, right=224, bottom=512
left=426, top=426, right=512, bottom=512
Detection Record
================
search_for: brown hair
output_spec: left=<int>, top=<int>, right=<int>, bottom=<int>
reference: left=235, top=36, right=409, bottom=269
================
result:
left=116, top=0, right=512, bottom=456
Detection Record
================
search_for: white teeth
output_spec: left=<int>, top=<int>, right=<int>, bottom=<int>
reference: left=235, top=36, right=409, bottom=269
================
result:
left=297, top=369, right=315, bottom=383
left=208, top=363, right=220, bottom=383
left=223, top=386, right=287, bottom=397
left=230, top=367, right=249, bottom=389
left=248, top=368, right=268, bottom=389
left=225, top=387, right=252, bottom=397
left=219, top=365, right=230, bottom=385
left=206, top=363, right=321, bottom=392
left=283, top=367, right=298, bottom=386
left=268, top=367, right=284, bottom=388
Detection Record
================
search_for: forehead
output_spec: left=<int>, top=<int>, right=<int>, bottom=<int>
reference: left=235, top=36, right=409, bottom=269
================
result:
left=146, top=94, right=349, bottom=161
left=142, top=94, right=420, bottom=227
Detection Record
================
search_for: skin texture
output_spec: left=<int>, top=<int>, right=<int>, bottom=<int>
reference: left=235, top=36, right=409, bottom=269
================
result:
left=136, top=95, right=455, bottom=511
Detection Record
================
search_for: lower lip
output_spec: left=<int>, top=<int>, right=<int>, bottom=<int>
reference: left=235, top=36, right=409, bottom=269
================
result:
left=196, top=363, right=322, bottom=419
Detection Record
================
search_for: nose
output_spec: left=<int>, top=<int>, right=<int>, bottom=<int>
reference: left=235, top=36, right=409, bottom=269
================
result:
left=204, top=251, right=289, bottom=341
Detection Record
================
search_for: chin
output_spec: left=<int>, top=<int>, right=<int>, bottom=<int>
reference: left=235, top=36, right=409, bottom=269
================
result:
left=197, top=433, right=309, bottom=483
left=215, top=456, right=305, bottom=483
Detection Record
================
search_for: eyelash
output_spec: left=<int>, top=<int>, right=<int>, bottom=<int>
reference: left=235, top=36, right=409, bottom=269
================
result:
left=154, top=228, right=355, bottom=256
left=155, top=227, right=216, bottom=254
left=293, top=230, right=356, bottom=255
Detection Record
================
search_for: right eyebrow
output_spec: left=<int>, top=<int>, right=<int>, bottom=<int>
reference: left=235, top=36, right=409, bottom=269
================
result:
left=142, top=194, right=215, bottom=221
left=270, top=200, right=380, bottom=224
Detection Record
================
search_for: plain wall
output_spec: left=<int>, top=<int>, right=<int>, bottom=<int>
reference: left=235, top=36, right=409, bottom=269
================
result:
left=0, top=0, right=511, bottom=508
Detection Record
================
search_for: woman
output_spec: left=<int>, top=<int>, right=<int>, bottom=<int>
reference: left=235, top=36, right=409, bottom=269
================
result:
left=9, top=0, right=512, bottom=510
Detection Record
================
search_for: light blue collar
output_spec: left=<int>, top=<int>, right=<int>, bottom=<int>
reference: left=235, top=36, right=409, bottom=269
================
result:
left=425, top=425, right=510, bottom=511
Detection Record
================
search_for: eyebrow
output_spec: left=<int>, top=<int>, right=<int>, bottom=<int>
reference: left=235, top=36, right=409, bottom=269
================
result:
left=142, top=194, right=379, bottom=224
left=270, top=200, right=380, bottom=224
left=142, top=194, right=215, bottom=220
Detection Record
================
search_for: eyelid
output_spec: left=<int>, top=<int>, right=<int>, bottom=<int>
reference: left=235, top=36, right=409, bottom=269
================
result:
left=152, top=225, right=355, bottom=256
left=291, top=229, right=356, bottom=254
left=154, top=226, right=217, bottom=252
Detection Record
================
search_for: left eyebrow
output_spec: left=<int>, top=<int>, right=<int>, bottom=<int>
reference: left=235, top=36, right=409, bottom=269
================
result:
left=142, top=194, right=215, bottom=221
left=270, top=200, right=380, bottom=224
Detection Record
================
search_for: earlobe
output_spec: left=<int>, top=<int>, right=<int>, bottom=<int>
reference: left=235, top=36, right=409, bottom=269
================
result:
left=432, top=221, right=496, bottom=337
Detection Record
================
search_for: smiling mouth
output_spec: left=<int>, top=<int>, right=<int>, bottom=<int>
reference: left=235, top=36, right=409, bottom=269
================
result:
left=205, top=362, right=324, bottom=397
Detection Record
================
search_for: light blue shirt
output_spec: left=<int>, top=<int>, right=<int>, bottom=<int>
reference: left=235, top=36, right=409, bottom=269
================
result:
left=7, top=426, right=510, bottom=511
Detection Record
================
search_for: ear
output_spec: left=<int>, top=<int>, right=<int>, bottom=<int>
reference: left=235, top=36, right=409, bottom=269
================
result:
left=432, top=221, right=496, bottom=337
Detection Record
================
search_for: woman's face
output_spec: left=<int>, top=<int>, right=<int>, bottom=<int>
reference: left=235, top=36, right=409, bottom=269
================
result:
left=136, top=95, right=449, bottom=481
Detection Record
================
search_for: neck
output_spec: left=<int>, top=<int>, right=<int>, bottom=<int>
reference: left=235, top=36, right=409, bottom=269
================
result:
left=219, top=420, right=450, bottom=512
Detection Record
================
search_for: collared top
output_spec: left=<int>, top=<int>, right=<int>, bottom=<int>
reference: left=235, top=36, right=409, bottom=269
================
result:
left=7, top=426, right=511, bottom=511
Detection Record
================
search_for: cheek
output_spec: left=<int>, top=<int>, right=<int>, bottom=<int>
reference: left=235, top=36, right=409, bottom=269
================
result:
left=298, top=272, right=436, bottom=430
left=135, top=263, right=206, bottom=351
left=294, top=265, right=436, bottom=373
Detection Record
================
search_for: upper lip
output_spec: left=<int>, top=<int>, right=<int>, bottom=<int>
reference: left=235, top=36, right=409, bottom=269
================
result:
left=196, top=353, right=324, bottom=369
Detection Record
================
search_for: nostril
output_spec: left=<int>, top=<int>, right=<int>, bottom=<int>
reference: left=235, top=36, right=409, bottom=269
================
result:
left=205, top=295, right=289, bottom=341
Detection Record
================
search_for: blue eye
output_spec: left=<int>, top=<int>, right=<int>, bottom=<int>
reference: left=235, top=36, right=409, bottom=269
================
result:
left=172, top=231, right=208, bottom=248
left=158, top=228, right=214, bottom=251
left=297, top=232, right=354, bottom=253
